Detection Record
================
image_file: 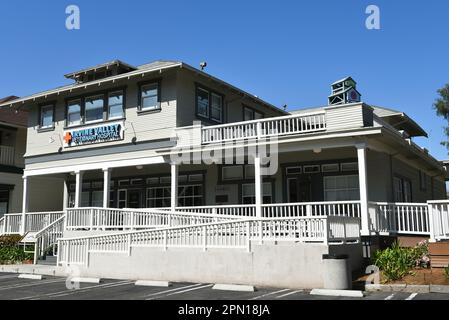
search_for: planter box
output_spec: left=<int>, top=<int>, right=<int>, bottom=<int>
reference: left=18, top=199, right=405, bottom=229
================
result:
left=429, top=242, right=449, bottom=268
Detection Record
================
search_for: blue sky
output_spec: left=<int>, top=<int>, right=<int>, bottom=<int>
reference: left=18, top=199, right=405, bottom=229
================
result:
left=1, top=1, right=449, bottom=159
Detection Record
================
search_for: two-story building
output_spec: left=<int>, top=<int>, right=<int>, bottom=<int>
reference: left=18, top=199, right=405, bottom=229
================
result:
left=0, top=60, right=448, bottom=289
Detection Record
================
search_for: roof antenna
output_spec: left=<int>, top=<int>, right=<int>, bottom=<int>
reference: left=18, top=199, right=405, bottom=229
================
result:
left=200, top=62, right=207, bottom=71
left=283, top=104, right=288, bottom=111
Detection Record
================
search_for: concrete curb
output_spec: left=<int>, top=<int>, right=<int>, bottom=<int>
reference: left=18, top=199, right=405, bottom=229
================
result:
left=135, top=280, right=171, bottom=287
left=212, top=284, right=256, bottom=292
left=365, top=284, right=438, bottom=294
left=70, top=277, right=101, bottom=284
left=18, top=274, right=44, bottom=280
left=430, top=285, right=449, bottom=294
left=310, top=289, right=364, bottom=298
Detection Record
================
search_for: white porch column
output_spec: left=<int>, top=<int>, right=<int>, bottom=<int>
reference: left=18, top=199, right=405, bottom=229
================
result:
left=254, top=155, right=263, bottom=219
left=20, top=176, right=29, bottom=235
left=63, top=179, right=69, bottom=211
left=171, top=162, right=178, bottom=213
left=103, top=168, right=111, bottom=208
left=357, top=144, right=370, bottom=236
left=74, top=171, right=84, bottom=209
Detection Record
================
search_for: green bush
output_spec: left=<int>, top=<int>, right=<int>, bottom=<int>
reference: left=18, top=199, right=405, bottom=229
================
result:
left=0, top=246, right=32, bottom=264
left=373, top=242, right=419, bottom=282
left=0, top=235, right=22, bottom=247
left=444, top=265, right=449, bottom=279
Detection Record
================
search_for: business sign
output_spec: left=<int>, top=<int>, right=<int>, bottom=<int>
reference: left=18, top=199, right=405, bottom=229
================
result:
left=63, top=121, right=125, bottom=148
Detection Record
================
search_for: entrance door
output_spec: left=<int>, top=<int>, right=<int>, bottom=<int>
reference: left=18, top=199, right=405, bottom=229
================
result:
left=128, top=189, right=142, bottom=209
left=287, top=176, right=312, bottom=202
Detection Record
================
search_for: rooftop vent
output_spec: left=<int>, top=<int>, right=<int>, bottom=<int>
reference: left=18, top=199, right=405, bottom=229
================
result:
left=328, top=77, right=361, bottom=106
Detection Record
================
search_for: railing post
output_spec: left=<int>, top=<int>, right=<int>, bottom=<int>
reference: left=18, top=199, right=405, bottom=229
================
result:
left=428, top=202, right=436, bottom=243
left=306, top=204, right=313, bottom=217
left=56, top=240, right=61, bottom=266
left=202, top=226, right=207, bottom=252
left=130, top=211, right=135, bottom=231
left=127, top=234, right=132, bottom=256
left=324, top=217, right=330, bottom=245
left=85, top=239, right=90, bottom=267
left=163, top=230, right=168, bottom=251
left=258, top=220, right=263, bottom=245
left=256, top=122, right=262, bottom=139
left=356, top=144, right=370, bottom=236
left=246, top=221, right=251, bottom=252
left=33, top=239, right=39, bottom=265
left=89, top=208, right=94, bottom=231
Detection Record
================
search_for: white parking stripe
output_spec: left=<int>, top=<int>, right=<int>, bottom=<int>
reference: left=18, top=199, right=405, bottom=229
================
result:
left=406, top=293, right=418, bottom=300
left=385, top=294, right=395, bottom=300
left=249, top=289, right=291, bottom=300
left=48, top=281, right=134, bottom=298
left=0, top=279, right=65, bottom=291
left=146, top=284, right=213, bottom=300
left=143, top=283, right=203, bottom=298
left=276, top=290, right=304, bottom=299
left=16, top=280, right=132, bottom=300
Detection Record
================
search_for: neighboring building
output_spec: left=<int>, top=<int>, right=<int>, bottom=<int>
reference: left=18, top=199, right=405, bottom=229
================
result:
left=0, top=60, right=448, bottom=288
left=0, top=96, right=26, bottom=217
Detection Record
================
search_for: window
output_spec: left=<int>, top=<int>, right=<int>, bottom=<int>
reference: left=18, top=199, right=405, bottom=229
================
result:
left=243, top=107, right=263, bottom=121
left=140, top=83, right=160, bottom=111
left=146, top=185, right=203, bottom=208
left=394, top=176, right=412, bottom=202
left=40, top=105, right=54, bottom=129
left=108, top=91, right=124, bottom=119
left=324, top=175, right=360, bottom=201
left=85, top=95, right=104, bottom=123
left=245, top=165, right=255, bottom=179
left=419, top=171, right=428, bottom=191
left=242, top=183, right=273, bottom=204
left=211, top=93, right=223, bottom=122
left=67, top=100, right=82, bottom=127
left=196, top=86, right=223, bottom=123
left=81, top=192, right=90, bottom=208
left=286, top=167, right=302, bottom=175
left=91, top=191, right=103, bottom=207
left=146, top=187, right=171, bottom=208
left=222, top=166, right=244, bottom=181
left=303, top=165, right=320, bottom=174
left=0, top=190, right=9, bottom=216
left=322, top=164, right=340, bottom=173
left=341, top=162, right=358, bottom=172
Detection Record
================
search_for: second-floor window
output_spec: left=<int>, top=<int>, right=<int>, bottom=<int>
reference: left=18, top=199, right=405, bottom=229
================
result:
left=196, top=86, right=223, bottom=123
left=66, top=89, right=125, bottom=127
left=139, top=82, right=160, bottom=112
left=85, top=95, right=104, bottom=123
left=244, top=106, right=263, bottom=121
left=40, top=105, right=54, bottom=129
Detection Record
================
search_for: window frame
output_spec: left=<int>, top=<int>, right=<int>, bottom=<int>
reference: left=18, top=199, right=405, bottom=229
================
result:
left=84, top=94, right=106, bottom=124
left=243, top=105, right=264, bottom=121
left=38, top=103, right=56, bottom=131
left=138, top=80, right=161, bottom=113
left=108, top=90, right=125, bottom=120
left=64, top=87, right=127, bottom=128
left=323, top=175, right=360, bottom=201
left=195, top=84, right=224, bottom=124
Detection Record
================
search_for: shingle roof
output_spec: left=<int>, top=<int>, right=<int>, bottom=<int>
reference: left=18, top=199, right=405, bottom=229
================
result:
left=0, top=96, right=27, bottom=127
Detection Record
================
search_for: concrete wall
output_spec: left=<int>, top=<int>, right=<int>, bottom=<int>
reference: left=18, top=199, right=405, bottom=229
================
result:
left=75, top=242, right=362, bottom=289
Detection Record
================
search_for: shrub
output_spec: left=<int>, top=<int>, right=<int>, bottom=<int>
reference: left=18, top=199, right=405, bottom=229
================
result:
left=0, top=235, right=22, bottom=247
left=373, top=242, right=417, bottom=282
left=0, top=246, right=32, bottom=264
left=444, top=265, right=449, bottom=279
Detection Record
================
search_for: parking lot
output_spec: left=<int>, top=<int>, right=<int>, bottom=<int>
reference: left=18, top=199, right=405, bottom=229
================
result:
left=0, top=272, right=448, bottom=300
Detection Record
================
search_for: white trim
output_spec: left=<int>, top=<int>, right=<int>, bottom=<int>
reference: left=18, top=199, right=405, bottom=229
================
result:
left=24, top=156, right=165, bottom=177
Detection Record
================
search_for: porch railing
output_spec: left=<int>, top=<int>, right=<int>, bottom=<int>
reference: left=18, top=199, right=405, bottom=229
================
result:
left=428, top=201, right=449, bottom=240
left=33, top=216, right=65, bottom=264
left=0, top=211, right=65, bottom=236
left=163, top=201, right=361, bottom=218
left=1, top=214, right=22, bottom=234
left=57, top=216, right=361, bottom=266
left=0, top=145, right=14, bottom=166
left=201, top=112, right=326, bottom=144
left=369, top=202, right=430, bottom=235
left=65, top=207, right=237, bottom=231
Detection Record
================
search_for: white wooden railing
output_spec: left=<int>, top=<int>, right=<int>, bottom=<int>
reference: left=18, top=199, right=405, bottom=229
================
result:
left=0, top=145, right=14, bottom=166
left=57, top=216, right=361, bottom=266
left=25, top=212, right=65, bottom=233
left=33, top=216, right=65, bottom=264
left=369, top=202, right=430, bottom=235
left=1, top=214, right=21, bottom=234
left=163, top=201, right=361, bottom=218
left=428, top=201, right=449, bottom=240
left=65, top=208, right=237, bottom=231
left=201, top=112, right=326, bottom=144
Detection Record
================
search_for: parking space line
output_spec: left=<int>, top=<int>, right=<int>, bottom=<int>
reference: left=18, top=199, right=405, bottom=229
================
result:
left=0, top=279, right=65, bottom=291
left=249, top=289, right=291, bottom=300
left=48, top=281, right=134, bottom=298
left=385, top=294, right=395, bottom=300
left=146, top=284, right=213, bottom=300
left=143, top=283, right=203, bottom=298
left=275, top=290, right=304, bottom=299
left=16, top=280, right=132, bottom=300
left=405, top=293, right=418, bottom=300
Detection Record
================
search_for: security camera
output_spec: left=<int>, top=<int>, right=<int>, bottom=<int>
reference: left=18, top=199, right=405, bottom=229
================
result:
left=200, top=62, right=207, bottom=70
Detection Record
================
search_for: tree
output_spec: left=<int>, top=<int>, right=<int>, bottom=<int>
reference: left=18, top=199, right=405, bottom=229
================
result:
left=434, top=84, right=449, bottom=150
